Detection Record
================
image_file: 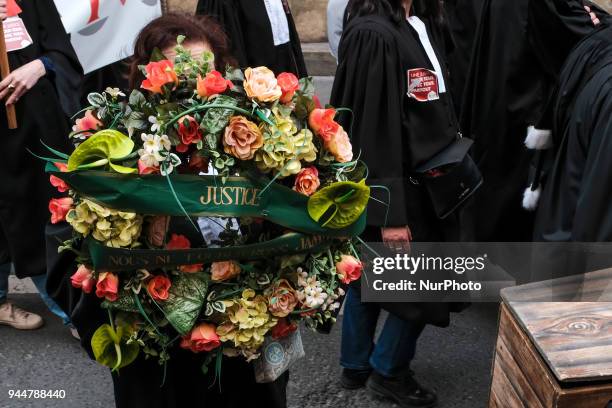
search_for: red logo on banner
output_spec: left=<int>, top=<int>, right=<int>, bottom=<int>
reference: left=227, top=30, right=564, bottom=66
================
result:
left=407, top=68, right=440, bottom=102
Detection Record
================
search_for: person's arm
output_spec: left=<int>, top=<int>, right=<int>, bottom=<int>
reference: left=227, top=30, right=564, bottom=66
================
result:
left=331, top=24, right=412, bottom=241
left=327, top=0, right=349, bottom=62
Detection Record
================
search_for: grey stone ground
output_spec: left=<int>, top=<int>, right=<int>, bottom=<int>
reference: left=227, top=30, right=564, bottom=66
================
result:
left=0, top=294, right=498, bottom=408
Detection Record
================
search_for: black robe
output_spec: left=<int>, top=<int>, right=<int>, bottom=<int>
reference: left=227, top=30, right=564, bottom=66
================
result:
left=534, top=23, right=612, bottom=243
left=331, top=13, right=464, bottom=327
left=460, top=0, right=599, bottom=242
left=444, top=0, right=485, bottom=112
left=196, top=0, right=307, bottom=76
left=0, top=0, right=82, bottom=278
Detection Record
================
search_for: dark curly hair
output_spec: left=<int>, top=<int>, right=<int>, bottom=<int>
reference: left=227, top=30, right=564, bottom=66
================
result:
left=128, top=13, right=237, bottom=88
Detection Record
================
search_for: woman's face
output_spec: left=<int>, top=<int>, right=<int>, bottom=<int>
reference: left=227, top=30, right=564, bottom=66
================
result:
left=162, top=41, right=214, bottom=67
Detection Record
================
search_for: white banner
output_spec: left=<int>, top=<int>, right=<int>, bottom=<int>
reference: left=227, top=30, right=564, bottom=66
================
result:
left=53, top=0, right=162, bottom=74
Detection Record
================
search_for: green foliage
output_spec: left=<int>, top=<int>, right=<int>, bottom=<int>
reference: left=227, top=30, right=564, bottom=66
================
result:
left=159, top=273, right=209, bottom=335
left=67, top=130, right=136, bottom=173
left=308, top=180, right=370, bottom=229
left=91, top=323, right=140, bottom=371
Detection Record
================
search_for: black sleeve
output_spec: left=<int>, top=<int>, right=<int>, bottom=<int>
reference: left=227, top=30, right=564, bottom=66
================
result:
left=196, top=0, right=248, bottom=68
left=527, top=0, right=596, bottom=79
left=331, top=26, right=410, bottom=227
left=34, top=0, right=84, bottom=116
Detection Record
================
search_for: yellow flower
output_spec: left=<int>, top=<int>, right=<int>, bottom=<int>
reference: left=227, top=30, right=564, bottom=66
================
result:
left=216, top=289, right=277, bottom=357
left=243, top=67, right=282, bottom=103
left=66, top=199, right=143, bottom=248
left=254, top=110, right=317, bottom=177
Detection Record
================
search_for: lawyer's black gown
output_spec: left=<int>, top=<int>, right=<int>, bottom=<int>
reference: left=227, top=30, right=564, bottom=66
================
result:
left=534, top=22, right=612, bottom=244
left=196, top=0, right=307, bottom=76
left=331, top=12, right=465, bottom=327
left=0, top=0, right=82, bottom=278
left=460, top=0, right=599, bottom=242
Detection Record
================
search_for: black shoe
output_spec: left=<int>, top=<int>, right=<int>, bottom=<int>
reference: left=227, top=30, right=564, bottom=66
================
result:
left=340, top=368, right=372, bottom=390
left=367, top=370, right=437, bottom=408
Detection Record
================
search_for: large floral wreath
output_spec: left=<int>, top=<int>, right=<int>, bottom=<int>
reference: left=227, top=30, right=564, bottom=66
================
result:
left=45, top=36, right=369, bottom=374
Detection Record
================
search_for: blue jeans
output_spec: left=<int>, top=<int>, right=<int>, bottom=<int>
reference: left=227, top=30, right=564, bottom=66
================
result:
left=341, top=286, right=425, bottom=378
left=0, top=263, right=70, bottom=325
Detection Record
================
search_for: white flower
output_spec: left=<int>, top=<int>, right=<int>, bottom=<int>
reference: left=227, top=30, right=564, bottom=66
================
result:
left=158, top=135, right=171, bottom=151
left=140, top=133, right=172, bottom=155
left=105, top=87, right=125, bottom=98
left=297, top=271, right=328, bottom=308
left=138, top=150, right=163, bottom=168
left=148, top=116, right=161, bottom=133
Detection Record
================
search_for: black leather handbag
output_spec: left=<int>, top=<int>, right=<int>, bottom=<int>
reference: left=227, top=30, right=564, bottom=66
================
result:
left=414, top=137, right=483, bottom=219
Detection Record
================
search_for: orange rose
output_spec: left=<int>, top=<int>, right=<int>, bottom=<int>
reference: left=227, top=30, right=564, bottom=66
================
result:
left=309, top=108, right=340, bottom=143
left=177, top=115, right=203, bottom=153
left=50, top=162, right=69, bottom=193
left=180, top=323, right=221, bottom=353
left=293, top=166, right=320, bottom=196
left=73, top=110, right=102, bottom=137
left=95, top=272, right=119, bottom=302
left=70, top=265, right=95, bottom=294
left=277, top=72, right=299, bottom=104
left=211, top=261, right=241, bottom=282
left=165, top=234, right=203, bottom=273
left=327, top=127, right=354, bottom=163
left=243, top=67, right=282, bottom=103
left=336, top=255, right=363, bottom=284
left=49, top=197, right=73, bottom=224
left=267, top=279, right=298, bottom=317
left=197, top=71, right=233, bottom=98
left=271, top=318, right=298, bottom=340
left=141, top=60, right=178, bottom=94
left=147, top=275, right=172, bottom=302
left=223, top=116, right=264, bottom=160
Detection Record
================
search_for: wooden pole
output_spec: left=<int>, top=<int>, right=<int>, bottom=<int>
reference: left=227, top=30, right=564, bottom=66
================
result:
left=0, top=21, right=18, bottom=129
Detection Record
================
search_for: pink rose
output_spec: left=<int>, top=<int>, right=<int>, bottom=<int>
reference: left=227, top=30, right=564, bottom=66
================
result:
left=336, top=255, right=363, bottom=284
left=327, top=127, right=354, bottom=163
left=267, top=279, right=299, bottom=317
left=70, top=265, right=95, bottom=294
left=50, top=162, right=69, bottom=193
left=243, top=67, right=282, bottom=103
left=223, top=116, right=264, bottom=160
left=147, top=275, right=172, bottom=302
left=49, top=197, right=73, bottom=224
left=95, top=272, right=119, bottom=302
left=211, top=261, right=241, bottom=282
left=180, top=323, right=221, bottom=353
left=138, top=160, right=160, bottom=175
left=73, top=110, right=102, bottom=136
left=293, top=166, right=320, bottom=196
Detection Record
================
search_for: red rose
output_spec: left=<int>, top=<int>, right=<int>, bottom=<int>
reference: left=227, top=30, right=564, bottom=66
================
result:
left=277, top=72, right=299, bottom=104
left=147, top=275, right=172, bottom=302
left=49, top=197, right=73, bottom=224
left=165, top=234, right=203, bottom=273
left=141, top=60, right=178, bottom=94
left=336, top=255, right=363, bottom=284
left=177, top=115, right=203, bottom=153
left=180, top=323, right=221, bottom=353
left=50, top=162, right=69, bottom=193
left=185, top=151, right=209, bottom=174
left=309, top=108, right=340, bottom=142
left=70, top=265, right=95, bottom=294
left=271, top=318, right=298, bottom=340
left=197, top=71, right=233, bottom=98
left=96, top=272, right=119, bottom=302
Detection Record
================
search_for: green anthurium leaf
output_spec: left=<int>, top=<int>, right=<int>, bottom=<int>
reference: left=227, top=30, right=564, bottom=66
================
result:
left=307, top=179, right=370, bottom=229
left=68, top=130, right=135, bottom=172
left=76, top=158, right=109, bottom=170
left=91, top=324, right=140, bottom=371
left=109, top=162, right=138, bottom=174
left=159, top=273, right=208, bottom=335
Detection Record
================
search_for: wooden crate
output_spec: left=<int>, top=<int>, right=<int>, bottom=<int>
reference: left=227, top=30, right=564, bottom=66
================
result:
left=490, top=269, right=612, bottom=408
